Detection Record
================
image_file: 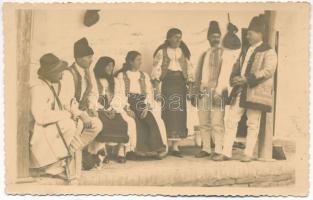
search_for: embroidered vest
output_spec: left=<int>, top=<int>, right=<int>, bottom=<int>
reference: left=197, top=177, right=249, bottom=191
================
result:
left=229, top=43, right=274, bottom=112
left=237, top=43, right=271, bottom=78
left=207, top=47, right=224, bottom=88
left=67, top=63, right=92, bottom=110
left=67, top=64, right=82, bottom=102
left=196, top=48, right=224, bottom=87
left=122, top=71, right=147, bottom=96
left=159, top=48, right=188, bottom=80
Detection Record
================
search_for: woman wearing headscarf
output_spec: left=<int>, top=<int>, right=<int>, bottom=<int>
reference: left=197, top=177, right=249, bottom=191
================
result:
left=83, top=56, right=137, bottom=169
left=151, top=28, right=194, bottom=157
left=116, top=51, right=167, bottom=159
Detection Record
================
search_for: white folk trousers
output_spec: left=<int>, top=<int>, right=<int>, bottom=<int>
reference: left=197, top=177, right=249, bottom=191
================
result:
left=222, top=96, right=262, bottom=157
left=197, top=95, right=225, bottom=154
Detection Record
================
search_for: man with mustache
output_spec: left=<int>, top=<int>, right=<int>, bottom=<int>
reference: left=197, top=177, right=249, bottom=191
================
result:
left=194, top=21, right=226, bottom=160
left=59, top=38, right=103, bottom=174
left=214, top=15, right=277, bottom=162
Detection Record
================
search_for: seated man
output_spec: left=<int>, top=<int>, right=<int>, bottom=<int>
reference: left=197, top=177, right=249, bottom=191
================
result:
left=60, top=38, right=105, bottom=169
left=30, top=53, right=101, bottom=182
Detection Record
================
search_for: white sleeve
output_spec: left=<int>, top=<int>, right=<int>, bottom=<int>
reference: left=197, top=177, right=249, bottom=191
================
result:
left=111, top=78, right=127, bottom=113
left=186, top=59, right=194, bottom=82
left=144, top=72, right=155, bottom=107
left=31, top=84, right=70, bottom=125
left=254, top=49, right=277, bottom=79
left=151, top=50, right=163, bottom=81
left=117, top=73, right=129, bottom=108
left=201, top=50, right=210, bottom=86
left=216, top=50, right=240, bottom=94
left=87, top=69, right=100, bottom=110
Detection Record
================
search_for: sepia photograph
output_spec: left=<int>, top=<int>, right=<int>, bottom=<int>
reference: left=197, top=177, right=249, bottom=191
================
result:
left=3, top=2, right=309, bottom=196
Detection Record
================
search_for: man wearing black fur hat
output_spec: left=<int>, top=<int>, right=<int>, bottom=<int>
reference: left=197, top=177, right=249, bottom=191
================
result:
left=60, top=38, right=102, bottom=161
left=194, top=21, right=226, bottom=160
left=214, top=15, right=277, bottom=162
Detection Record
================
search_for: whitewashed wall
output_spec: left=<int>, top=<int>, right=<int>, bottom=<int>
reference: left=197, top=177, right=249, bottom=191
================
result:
left=30, top=9, right=261, bottom=74
left=30, top=8, right=308, bottom=139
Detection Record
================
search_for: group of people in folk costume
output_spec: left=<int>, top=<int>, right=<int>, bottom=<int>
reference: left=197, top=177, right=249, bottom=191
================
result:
left=29, top=15, right=277, bottom=182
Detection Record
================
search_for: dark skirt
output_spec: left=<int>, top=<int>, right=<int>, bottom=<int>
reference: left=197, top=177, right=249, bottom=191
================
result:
left=128, top=93, right=166, bottom=155
left=95, top=111, right=129, bottom=144
left=161, top=70, right=188, bottom=139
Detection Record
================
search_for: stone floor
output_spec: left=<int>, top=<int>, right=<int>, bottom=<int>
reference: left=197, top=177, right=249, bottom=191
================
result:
left=32, top=141, right=295, bottom=187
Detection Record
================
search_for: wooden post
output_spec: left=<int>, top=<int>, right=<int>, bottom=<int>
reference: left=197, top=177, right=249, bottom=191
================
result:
left=16, top=9, right=34, bottom=182
left=258, top=10, right=277, bottom=160
left=273, top=31, right=279, bottom=136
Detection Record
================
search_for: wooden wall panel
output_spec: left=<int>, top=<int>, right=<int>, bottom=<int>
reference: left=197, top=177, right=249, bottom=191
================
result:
left=16, top=9, right=32, bottom=179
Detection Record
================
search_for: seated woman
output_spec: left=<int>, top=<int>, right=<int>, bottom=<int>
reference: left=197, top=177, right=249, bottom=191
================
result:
left=83, top=57, right=137, bottom=169
left=116, top=51, right=167, bottom=159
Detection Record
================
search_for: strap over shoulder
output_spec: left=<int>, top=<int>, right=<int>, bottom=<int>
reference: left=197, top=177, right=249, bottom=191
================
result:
left=40, top=78, right=63, bottom=111
left=38, top=78, right=72, bottom=159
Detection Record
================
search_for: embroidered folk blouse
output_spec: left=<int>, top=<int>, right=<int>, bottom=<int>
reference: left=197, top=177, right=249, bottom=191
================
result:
left=117, top=70, right=155, bottom=107
left=59, top=62, right=99, bottom=111
left=215, top=49, right=241, bottom=94
left=98, top=77, right=128, bottom=113
left=200, top=47, right=224, bottom=89
left=151, top=47, right=194, bottom=81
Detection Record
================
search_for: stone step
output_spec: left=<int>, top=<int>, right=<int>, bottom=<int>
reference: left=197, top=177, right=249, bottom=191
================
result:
left=33, top=146, right=295, bottom=187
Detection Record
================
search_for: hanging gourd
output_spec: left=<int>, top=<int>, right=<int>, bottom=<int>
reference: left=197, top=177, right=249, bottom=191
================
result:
left=222, top=13, right=241, bottom=50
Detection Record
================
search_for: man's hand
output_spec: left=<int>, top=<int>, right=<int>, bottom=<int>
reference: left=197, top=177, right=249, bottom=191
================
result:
left=87, top=108, right=98, bottom=117
left=213, top=92, right=223, bottom=107
left=231, top=76, right=247, bottom=87
left=79, top=112, right=93, bottom=129
left=64, top=98, right=81, bottom=119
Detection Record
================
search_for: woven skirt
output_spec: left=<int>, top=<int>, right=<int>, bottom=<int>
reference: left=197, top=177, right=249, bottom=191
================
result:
left=95, top=111, right=129, bottom=144
left=161, top=70, right=188, bottom=139
left=128, top=93, right=166, bottom=156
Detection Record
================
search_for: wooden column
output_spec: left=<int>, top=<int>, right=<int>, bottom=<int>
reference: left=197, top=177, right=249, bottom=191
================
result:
left=16, top=9, right=33, bottom=181
left=258, top=10, right=277, bottom=160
